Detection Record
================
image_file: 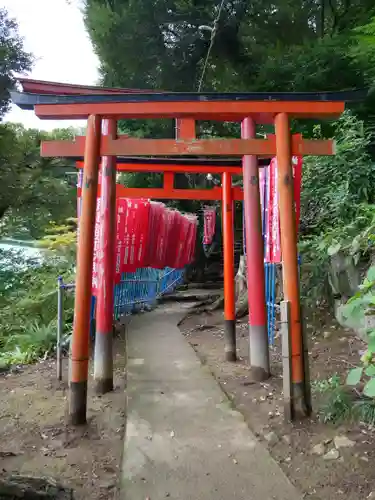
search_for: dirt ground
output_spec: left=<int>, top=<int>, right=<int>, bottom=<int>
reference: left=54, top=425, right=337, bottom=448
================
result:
left=180, top=309, right=375, bottom=500
left=0, top=335, right=126, bottom=499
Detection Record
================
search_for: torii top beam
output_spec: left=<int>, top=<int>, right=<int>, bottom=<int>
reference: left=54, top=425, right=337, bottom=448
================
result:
left=11, top=83, right=367, bottom=123
left=16, top=77, right=161, bottom=96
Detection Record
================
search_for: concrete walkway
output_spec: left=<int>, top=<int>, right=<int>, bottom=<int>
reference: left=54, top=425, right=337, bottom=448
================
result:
left=121, top=306, right=302, bottom=500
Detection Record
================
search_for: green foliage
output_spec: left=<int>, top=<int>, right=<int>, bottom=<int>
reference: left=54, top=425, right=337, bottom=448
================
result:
left=0, top=123, right=77, bottom=239
left=351, top=16, right=375, bottom=83
left=346, top=367, right=363, bottom=386
left=0, top=7, right=33, bottom=118
left=0, top=320, right=58, bottom=366
left=84, top=0, right=375, bottom=96
left=313, top=373, right=375, bottom=425
left=341, top=265, right=375, bottom=326
left=299, top=112, right=375, bottom=305
left=313, top=374, right=353, bottom=423
left=0, top=15, right=80, bottom=369
left=0, top=245, right=75, bottom=369
left=301, top=112, right=375, bottom=237
left=319, top=389, right=353, bottom=424
left=343, top=265, right=375, bottom=399
left=352, top=399, right=375, bottom=425
left=39, top=218, right=77, bottom=260
left=255, top=35, right=366, bottom=94
left=312, top=373, right=341, bottom=393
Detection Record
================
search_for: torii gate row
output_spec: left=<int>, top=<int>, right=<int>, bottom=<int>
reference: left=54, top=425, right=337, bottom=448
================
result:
left=11, top=80, right=364, bottom=425
left=72, top=133, right=316, bottom=199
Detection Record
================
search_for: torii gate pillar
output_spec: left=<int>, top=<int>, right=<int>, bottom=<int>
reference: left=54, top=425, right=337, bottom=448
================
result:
left=69, top=115, right=101, bottom=425
left=275, top=113, right=310, bottom=416
left=222, top=172, right=236, bottom=361
left=93, top=119, right=117, bottom=394
left=241, top=118, right=270, bottom=381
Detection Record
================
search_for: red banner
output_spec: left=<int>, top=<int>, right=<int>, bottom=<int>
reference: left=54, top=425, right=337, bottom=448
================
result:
left=114, top=199, right=127, bottom=284
left=154, top=206, right=169, bottom=269
left=145, top=202, right=162, bottom=268
left=135, top=200, right=151, bottom=268
left=270, top=158, right=281, bottom=263
left=173, top=213, right=187, bottom=268
left=165, top=210, right=180, bottom=267
left=92, top=198, right=101, bottom=293
left=203, top=206, right=216, bottom=245
left=184, top=216, right=198, bottom=266
left=123, top=199, right=138, bottom=272
left=264, top=156, right=302, bottom=263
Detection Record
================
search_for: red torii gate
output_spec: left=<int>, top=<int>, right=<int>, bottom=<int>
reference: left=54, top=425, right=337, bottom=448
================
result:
left=12, top=79, right=361, bottom=425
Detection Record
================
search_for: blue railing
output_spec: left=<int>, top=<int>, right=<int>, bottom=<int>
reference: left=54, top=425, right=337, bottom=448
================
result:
left=113, top=267, right=184, bottom=319
left=87, top=267, right=184, bottom=331
left=61, top=268, right=184, bottom=339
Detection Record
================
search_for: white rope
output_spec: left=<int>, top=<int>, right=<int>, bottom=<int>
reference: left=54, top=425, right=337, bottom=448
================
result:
left=197, top=0, right=226, bottom=92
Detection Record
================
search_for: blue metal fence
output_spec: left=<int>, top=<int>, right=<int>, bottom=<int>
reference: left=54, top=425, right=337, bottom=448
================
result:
left=60, top=268, right=184, bottom=339
left=264, top=262, right=277, bottom=345
left=88, top=267, right=185, bottom=329
left=113, top=267, right=184, bottom=319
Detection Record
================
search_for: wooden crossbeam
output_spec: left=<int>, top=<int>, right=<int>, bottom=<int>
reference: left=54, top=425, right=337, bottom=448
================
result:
left=77, top=185, right=243, bottom=201
left=42, top=135, right=334, bottom=158
left=76, top=161, right=243, bottom=174
left=35, top=100, right=345, bottom=121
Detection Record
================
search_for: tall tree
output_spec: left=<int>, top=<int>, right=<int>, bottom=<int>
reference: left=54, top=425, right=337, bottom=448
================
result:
left=84, top=0, right=375, bottom=94
left=0, top=8, right=32, bottom=119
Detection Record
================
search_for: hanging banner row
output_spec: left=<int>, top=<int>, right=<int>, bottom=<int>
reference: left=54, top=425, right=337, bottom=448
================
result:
left=91, top=199, right=197, bottom=294
left=76, top=173, right=198, bottom=294
left=203, top=156, right=303, bottom=263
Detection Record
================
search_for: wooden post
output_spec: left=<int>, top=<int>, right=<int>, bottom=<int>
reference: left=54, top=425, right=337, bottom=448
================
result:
left=94, top=119, right=117, bottom=394
left=280, top=300, right=293, bottom=421
left=241, top=118, right=270, bottom=380
left=301, top=304, right=312, bottom=415
left=275, top=112, right=307, bottom=417
left=222, top=172, right=236, bottom=361
left=57, top=276, right=63, bottom=381
left=69, top=115, right=101, bottom=425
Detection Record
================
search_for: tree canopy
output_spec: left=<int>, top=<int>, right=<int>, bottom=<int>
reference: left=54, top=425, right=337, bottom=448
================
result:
left=84, top=0, right=375, bottom=94
left=0, top=8, right=32, bottom=119
left=0, top=124, right=77, bottom=239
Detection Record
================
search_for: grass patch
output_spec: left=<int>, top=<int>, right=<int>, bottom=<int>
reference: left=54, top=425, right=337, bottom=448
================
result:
left=313, top=374, right=375, bottom=425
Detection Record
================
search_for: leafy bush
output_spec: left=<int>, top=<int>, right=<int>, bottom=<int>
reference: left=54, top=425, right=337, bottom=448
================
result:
left=344, top=266, right=375, bottom=398
left=0, top=244, right=75, bottom=368
left=312, top=374, right=352, bottom=423
left=0, top=320, right=57, bottom=366
left=314, top=373, right=375, bottom=425
left=299, top=111, right=375, bottom=307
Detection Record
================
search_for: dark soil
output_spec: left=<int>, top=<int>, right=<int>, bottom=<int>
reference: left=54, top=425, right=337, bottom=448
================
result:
left=180, top=309, right=375, bottom=500
left=0, top=336, right=126, bottom=500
